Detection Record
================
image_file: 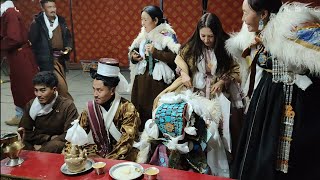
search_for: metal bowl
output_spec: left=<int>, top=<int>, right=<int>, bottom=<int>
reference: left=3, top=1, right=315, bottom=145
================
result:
left=92, top=162, right=106, bottom=175
left=144, top=167, right=159, bottom=180
left=109, top=162, right=144, bottom=180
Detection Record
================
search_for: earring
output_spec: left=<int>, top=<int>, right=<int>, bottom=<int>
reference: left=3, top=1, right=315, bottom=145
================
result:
left=258, top=19, right=264, bottom=31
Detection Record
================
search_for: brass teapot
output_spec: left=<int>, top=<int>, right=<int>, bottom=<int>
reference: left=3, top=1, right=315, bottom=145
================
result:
left=1, top=128, right=25, bottom=166
left=64, top=144, right=87, bottom=172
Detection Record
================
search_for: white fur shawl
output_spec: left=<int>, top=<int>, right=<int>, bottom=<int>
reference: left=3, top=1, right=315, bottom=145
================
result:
left=226, top=2, right=320, bottom=86
left=128, top=23, right=180, bottom=53
left=225, top=23, right=255, bottom=88
left=128, top=23, right=181, bottom=90
left=262, top=2, right=320, bottom=75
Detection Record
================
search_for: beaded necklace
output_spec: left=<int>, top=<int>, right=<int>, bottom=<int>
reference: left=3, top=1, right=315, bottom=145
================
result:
left=273, top=57, right=296, bottom=173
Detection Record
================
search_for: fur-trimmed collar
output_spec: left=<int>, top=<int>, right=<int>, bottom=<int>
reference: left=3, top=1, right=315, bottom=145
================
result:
left=225, top=23, right=255, bottom=87
left=226, top=2, right=320, bottom=79
left=129, top=23, right=180, bottom=54
left=225, top=23, right=255, bottom=62
left=262, top=2, right=320, bottom=75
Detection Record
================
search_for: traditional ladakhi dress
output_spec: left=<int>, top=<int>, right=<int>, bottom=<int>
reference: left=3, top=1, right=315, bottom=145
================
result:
left=225, top=3, right=320, bottom=180
left=65, top=93, right=141, bottom=161
left=129, top=23, right=180, bottom=130
left=29, top=12, right=73, bottom=101
left=134, top=44, right=241, bottom=177
left=0, top=6, right=39, bottom=109
left=20, top=95, right=78, bottom=153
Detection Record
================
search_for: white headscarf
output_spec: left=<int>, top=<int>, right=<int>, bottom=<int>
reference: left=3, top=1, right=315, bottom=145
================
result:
left=97, top=62, right=129, bottom=93
left=0, top=0, right=14, bottom=16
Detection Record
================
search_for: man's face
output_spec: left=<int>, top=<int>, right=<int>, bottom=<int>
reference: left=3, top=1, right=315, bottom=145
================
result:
left=93, top=79, right=114, bottom=105
left=42, top=1, right=57, bottom=19
left=34, top=85, right=56, bottom=104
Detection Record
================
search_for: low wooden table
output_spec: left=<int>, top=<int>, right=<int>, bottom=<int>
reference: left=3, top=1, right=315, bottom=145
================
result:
left=1, top=151, right=232, bottom=180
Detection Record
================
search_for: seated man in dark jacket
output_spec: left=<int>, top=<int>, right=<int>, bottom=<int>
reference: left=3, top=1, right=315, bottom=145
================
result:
left=19, top=71, right=78, bottom=153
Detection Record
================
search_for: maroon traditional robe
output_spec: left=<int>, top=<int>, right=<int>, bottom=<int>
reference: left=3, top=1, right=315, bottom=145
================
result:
left=1, top=7, right=38, bottom=108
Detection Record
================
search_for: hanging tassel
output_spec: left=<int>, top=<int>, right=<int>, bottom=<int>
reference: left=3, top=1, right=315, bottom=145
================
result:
left=145, top=39, right=154, bottom=76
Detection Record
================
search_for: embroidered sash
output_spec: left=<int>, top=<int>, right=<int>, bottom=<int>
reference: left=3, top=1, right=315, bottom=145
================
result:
left=86, top=94, right=122, bottom=157
left=87, top=100, right=110, bottom=157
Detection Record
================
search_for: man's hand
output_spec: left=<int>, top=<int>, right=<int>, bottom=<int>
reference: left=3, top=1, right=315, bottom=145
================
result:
left=50, top=135, right=59, bottom=140
left=62, top=47, right=72, bottom=54
left=34, top=145, right=42, bottom=150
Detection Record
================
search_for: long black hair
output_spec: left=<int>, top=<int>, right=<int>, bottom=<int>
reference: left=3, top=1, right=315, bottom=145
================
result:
left=141, top=5, right=167, bottom=25
left=248, top=0, right=282, bottom=14
left=181, top=13, right=232, bottom=76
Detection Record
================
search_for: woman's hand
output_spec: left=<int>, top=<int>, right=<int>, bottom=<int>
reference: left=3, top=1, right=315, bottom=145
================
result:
left=211, top=80, right=224, bottom=94
left=145, top=44, right=155, bottom=55
left=181, top=71, right=192, bottom=88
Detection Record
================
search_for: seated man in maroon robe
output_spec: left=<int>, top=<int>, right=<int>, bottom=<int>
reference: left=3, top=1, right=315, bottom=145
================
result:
left=19, top=71, right=78, bottom=153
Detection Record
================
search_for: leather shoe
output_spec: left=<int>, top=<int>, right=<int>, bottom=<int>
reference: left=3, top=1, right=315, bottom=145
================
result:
left=5, top=117, right=21, bottom=126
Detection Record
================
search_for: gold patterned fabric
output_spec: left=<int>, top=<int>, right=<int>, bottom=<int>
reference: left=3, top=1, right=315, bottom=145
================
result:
left=65, top=97, right=140, bottom=161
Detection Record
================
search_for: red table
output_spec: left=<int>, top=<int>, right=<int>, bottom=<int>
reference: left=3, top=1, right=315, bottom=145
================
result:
left=1, top=151, right=232, bottom=180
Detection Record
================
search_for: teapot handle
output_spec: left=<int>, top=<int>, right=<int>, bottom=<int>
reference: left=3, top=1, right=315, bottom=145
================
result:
left=17, top=127, right=25, bottom=141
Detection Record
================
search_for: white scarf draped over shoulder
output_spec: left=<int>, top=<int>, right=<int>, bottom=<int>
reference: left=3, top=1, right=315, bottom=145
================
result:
left=29, top=92, right=59, bottom=120
left=43, top=12, right=59, bottom=39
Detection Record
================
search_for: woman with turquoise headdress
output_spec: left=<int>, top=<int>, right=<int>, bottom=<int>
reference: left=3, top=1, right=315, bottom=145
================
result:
left=225, top=0, right=320, bottom=179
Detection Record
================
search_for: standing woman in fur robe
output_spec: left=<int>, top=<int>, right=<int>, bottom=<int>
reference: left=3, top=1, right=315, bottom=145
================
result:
left=226, top=0, right=320, bottom=179
left=128, top=5, right=180, bottom=130
left=143, top=13, right=242, bottom=177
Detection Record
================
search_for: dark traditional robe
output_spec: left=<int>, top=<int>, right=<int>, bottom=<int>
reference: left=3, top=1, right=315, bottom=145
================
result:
left=20, top=95, right=78, bottom=153
left=29, top=12, right=73, bottom=101
left=51, top=25, right=73, bottom=100
left=226, top=4, right=320, bottom=180
left=0, top=7, right=38, bottom=108
left=29, top=12, right=72, bottom=71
